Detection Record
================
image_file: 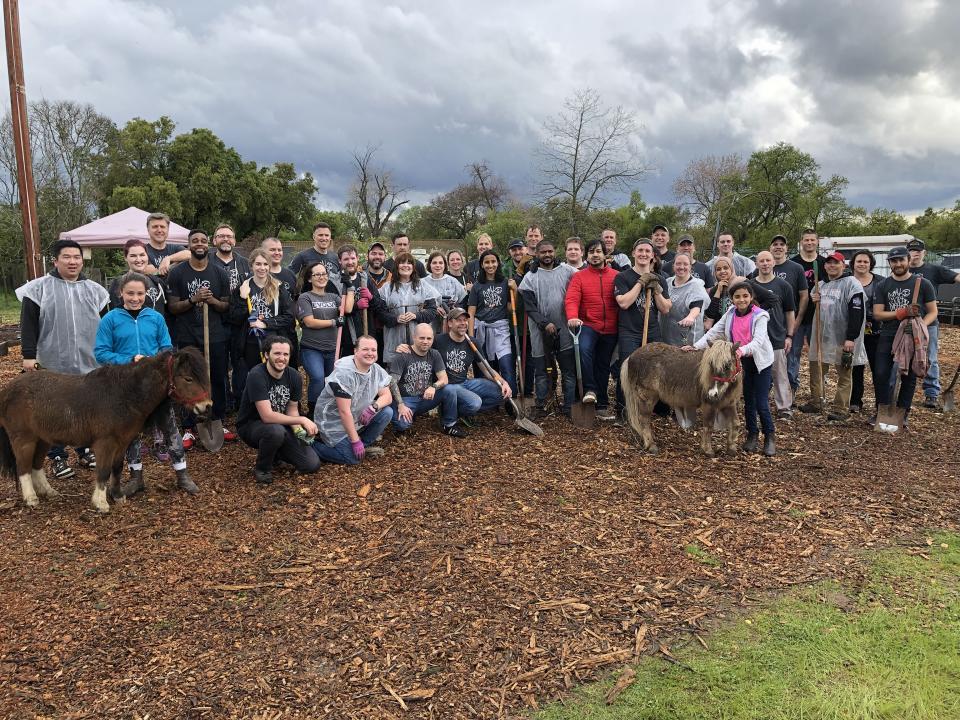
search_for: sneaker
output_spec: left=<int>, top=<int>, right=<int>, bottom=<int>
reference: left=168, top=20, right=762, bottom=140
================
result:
left=223, top=428, right=238, bottom=442
left=459, top=416, right=475, bottom=428
left=52, top=456, right=74, bottom=479
left=826, top=411, right=849, bottom=423
left=366, top=446, right=386, bottom=458
left=254, top=468, right=273, bottom=485
left=797, top=401, right=822, bottom=414
left=849, top=404, right=862, bottom=414
left=78, top=450, right=96, bottom=469
left=597, top=408, right=617, bottom=421
left=922, top=396, right=938, bottom=409
left=151, top=443, right=171, bottom=463
left=776, top=409, right=794, bottom=420
left=182, top=431, right=196, bottom=451
left=582, top=391, right=597, bottom=404
left=442, top=424, right=468, bottom=438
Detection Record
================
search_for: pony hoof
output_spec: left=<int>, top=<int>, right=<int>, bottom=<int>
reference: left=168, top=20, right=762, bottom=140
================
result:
left=43, top=487, right=60, bottom=498
left=24, top=496, right=39, bottom=508
left=648, top=445, right=660, bottom=455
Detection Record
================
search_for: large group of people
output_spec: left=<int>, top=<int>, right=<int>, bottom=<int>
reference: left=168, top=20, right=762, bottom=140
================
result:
left=15, top=212, right=958, bottom=489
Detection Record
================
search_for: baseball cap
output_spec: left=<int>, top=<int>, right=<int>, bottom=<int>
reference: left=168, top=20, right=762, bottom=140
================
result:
left=677, top=234, right=694, bottom=246
left=825, top=251, right=845, bottom=263
left=368, top=241, right=386, bottom=253
left=769, top=234, right=788, bottom=245
left=652, top=224, right=669, bottom=234
left=887, top=247, right=909, bottom=260
left=906, top=239, right=925, bottom=251
left=508, top=239, right=525, bottom=250
left=446, top=306, right=467, bottom=320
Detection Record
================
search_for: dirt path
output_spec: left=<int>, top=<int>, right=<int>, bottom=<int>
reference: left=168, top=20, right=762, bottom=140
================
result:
left=2, top=330, right=959, bottom=719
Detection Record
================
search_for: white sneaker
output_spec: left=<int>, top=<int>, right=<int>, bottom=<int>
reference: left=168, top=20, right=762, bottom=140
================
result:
left=583, top=391, right=597, bottom=404
left=366, top=446, right=385, bottom=458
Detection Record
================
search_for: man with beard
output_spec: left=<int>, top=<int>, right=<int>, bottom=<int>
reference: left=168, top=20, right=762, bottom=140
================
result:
left=753, top=250, right=797, bottom=419
left=289, top=222, right=341, bottom=287
left=601, top=228, right=631, bottom=271
left=384, top=232, right=427, bottom=277
left=262, top=236, right=299, bottom=299
left=166, top=229, right=236, bottom=448
left=650, top=224, right=676, bottom=265
left=871, top=246, right=938, bottom=423
left=907, top=238, right=960, bottom=408
left=211, top=223, right=251, bottom=410
left=17, top=239, right=110, bottom=479
left=390, top=323, right=454, bottom=434
left=236, top=335, right=320, bottom=484
left=788, top=229, right=827, bottom=397
left=519, top=239, right=577, bottom=417
left=363, top=241, right=392, bottom=362
left=142, top=212, right=189, bottom=276
left=337, top=243, right=387, bottom=358
left=663, top=235, right=713, bottom=286
left=707, top=231, right=756, bottom=277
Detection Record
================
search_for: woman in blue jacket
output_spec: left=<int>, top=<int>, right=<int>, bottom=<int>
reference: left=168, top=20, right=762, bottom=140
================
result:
left=94, top=272, right=199, bottom=498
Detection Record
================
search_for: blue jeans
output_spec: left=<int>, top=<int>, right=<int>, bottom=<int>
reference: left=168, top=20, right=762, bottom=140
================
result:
left=742, top=357, right=774, bottom=436
left=441, top=379, right=503, bottom=426
left=577, top=326, right=617, bottom=409
left=300, top=347, right=335, bottom=404
left=874, top=335, right=918, bottom=412
left=392, top=389, right=451, bottom=431
left=312, top=407, right=393, bottom=465
left=787, top=322, right=814, bottom=392
left=923, top=323, right=940, bottom=399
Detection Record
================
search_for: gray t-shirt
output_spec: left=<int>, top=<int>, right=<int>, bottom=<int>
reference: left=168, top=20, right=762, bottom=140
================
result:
left=390, top=349, right=444, bottom=398
left=297, top=289, right=340, bottom=352
left=315, top=356, right=391, bottom=446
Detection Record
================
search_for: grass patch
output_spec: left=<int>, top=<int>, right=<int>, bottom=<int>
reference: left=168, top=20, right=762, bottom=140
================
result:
left=537, top=533, right=960, bottom=720
left=684, top=543, right=721, bottom=567
left=0, top=291, right=19, bottom=323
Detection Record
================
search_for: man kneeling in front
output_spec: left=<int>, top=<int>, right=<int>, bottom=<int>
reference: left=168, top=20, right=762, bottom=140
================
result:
left=313, top=335, right=393, bottom=465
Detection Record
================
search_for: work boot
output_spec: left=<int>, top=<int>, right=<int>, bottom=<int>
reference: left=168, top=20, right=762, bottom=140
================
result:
left=175, top=468, right=199, bottom=495
left=254, top=468, right=273, bottom=485
left=797, top=401, right=822, bottom=414
left=742, top=433, right=759, bottom=453
left=763, top=434, right=776, bottom=457
left=124, top=468, right=146, bottom=498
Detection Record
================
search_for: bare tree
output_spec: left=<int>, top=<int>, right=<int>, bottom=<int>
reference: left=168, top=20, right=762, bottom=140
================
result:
left=672, top=154, right=747, bottom=224
left=467, top=160, right=508, bottom=211
left=348, top=144, right=408, bottom=239
left=535, top=88, right=650, bottom=234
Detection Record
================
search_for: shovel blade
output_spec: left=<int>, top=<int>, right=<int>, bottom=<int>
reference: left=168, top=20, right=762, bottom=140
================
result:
left=874, top=404, right=905, bottom=434
left=571, top=401, right=595, bottom=428
left=943, top=390, right=955, bottom=413
left=506, top=398, right=543, bottom=436
left=196, top=419, right=225, bottom=451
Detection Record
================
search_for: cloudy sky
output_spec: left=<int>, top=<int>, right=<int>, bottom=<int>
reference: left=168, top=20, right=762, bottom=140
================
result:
left=18, top=0, right=960, bottom=216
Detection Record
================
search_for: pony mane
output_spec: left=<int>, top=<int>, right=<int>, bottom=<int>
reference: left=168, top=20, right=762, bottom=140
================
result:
left=699, top=340, right=735, bottom=388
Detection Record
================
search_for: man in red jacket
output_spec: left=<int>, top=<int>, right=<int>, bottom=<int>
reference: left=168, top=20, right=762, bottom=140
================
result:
left=565, top=239, right=620, bottom=419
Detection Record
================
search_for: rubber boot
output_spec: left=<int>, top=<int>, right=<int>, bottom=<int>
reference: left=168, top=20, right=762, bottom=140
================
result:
left=742, top=433, right=759, bottom=453
left=763, top=434, right=776, bottom=457
left=176, top=468, right=199, bottom=495
left=123, top=467, right=146, bottom=498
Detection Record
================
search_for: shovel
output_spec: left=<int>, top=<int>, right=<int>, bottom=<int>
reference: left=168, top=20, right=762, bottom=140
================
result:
left=509, top=287, right=533, bottom=413
left=196, top=303, right=225, bottom=451
left=941, top=365, right=960, bottom=412
left=464, top=335, right=543, bottom=437
left=570, top=325, right=595, bottom=428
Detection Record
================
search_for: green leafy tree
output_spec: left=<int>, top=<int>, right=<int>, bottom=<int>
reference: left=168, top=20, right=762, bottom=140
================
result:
left=910, top=202, right=960, bottom=251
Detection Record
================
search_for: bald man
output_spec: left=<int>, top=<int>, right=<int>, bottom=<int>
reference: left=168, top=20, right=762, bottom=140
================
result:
left=389, top=323, right=459, bottom=435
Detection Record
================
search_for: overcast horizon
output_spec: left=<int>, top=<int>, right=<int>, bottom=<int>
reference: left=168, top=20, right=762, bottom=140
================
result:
left=13, top=0, right=960, bottom=219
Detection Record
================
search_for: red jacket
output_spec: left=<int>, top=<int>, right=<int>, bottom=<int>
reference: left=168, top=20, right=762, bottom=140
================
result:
left=564, top=265, right=619, bottom=335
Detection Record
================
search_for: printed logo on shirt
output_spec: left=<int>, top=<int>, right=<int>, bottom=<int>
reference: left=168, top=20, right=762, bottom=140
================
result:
left=227, top=265, right=241, bottom=291
left=146, top=286, right=161, bottom=305
left=887, top=286, right=912, bottom=311
left=444, top=348, right=468, bottom=375
left=312, top=299, right=338, bottom=312
left=401, top=359, right=434, bottom=396
left=481, top=284, right=503, bottom=308
left=268, top=382, right=291, bottom=413
left=251, top=294, right=273, bottom=319
left=186, top=278, right=212, bottom=297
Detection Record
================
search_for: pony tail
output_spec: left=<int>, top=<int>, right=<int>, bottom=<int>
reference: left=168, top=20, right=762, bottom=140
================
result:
left=619, top=357, right=646, bottom=436
left=0, top=427, right=16, bottom=480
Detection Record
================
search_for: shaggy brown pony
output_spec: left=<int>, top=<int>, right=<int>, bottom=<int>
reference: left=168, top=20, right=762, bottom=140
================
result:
left=0, top=348, right=211, bottom=512
left=620, top=341, right=743, bottom=455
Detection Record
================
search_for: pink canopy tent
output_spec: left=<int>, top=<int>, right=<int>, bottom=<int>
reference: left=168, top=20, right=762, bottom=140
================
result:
left=58, top=206, right=189, bottom=248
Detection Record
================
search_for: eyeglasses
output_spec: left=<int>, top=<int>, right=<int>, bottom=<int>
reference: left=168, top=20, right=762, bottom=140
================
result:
left=311, top=272, right=328, bottom=278
left=214, top=234, right=235, bottom=240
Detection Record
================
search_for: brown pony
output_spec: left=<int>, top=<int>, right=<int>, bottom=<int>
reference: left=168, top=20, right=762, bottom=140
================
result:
left=0, top=348, right=211, bottom=512
left=620, top=340, right=743, bottom=455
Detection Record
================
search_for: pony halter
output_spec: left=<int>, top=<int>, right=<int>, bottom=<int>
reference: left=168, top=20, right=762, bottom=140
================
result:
left=166, top=354, right=211, bottom=406
left=711, top=352, right=742, bottom=384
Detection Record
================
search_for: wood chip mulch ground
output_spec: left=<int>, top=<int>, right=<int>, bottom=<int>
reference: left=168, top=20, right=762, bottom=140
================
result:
left=2, top=329, right=959, bottom=719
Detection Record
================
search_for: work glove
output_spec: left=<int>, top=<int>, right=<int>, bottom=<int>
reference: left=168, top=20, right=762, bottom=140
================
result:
left=351, top=440, right=366, bottom=460
left=358, top=404, right=378, bottom=425
left=357, top=286, right=372, bottom=309
left=894, top=305, right=920, bottom=320
left=638, top=272, right=659, bottom=289
left=334, top=316, right=345, bottom=327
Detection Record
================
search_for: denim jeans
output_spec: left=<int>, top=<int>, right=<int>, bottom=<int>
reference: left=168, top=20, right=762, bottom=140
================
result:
left=312, top=407, right=393, bottom=465
left=850, top=334, right=879, bottom=408
left=532, top=350, right=576, bottom=413
left=742, top=357, right=774, bottom=436
left=787, top=322, right=814, bottom=392
left=300, top=347, right=335, bottom=404
left=441, top=379, right=503, bottom=426
left=392, top=388, right=452, bottom=431
left=576, top=326, right=617, bottom=409
left=874, top=335, right=918, bottom=411
left=922, top=322, right=940, bottom=399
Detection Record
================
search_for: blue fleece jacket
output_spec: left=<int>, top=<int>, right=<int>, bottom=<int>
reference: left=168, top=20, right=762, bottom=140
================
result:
left=95, top=307, right=173, bottom=365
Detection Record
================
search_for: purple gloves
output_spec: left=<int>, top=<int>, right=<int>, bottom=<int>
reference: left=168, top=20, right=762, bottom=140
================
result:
left=357, top=287, right=372, bottom=309
left=351, top=440, right=365, bottom=460
left=358, top=404, right=378, bottom=426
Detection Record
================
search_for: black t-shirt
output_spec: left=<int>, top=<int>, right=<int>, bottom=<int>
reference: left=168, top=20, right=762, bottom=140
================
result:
left=663, top=258, right=714, bottom=287
left=390, top=349, right=444, bottom=397
left=432, top=333, right=477, bottom=385
left=875, top=274, right=937, bottom=336
left=658, top=249, right=677, bottom=264
left=789, top=254, right=826, bottom=325
left=145, top=242, right=186, bottom=269
left=272, top=268, right=299, bottom=300
left=468, top=280, right=510, bottom=323
left=212, top=253, right=251, bottom=293
left=166, top=261, right=231, bottom=346
left=614, top=268, right=669, bottom=340
left=752, top=276, right=795, bottom=350
left=236, top=364, right=302, bottom=428
left=290, top=248, right=341, bottom=282
left=758, top=259, right=807, bottom=311
left=914, top=263, right=957, bottom=325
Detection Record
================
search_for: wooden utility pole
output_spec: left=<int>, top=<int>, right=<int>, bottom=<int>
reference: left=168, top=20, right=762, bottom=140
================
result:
left=4, top=0, right=41, bottom=279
